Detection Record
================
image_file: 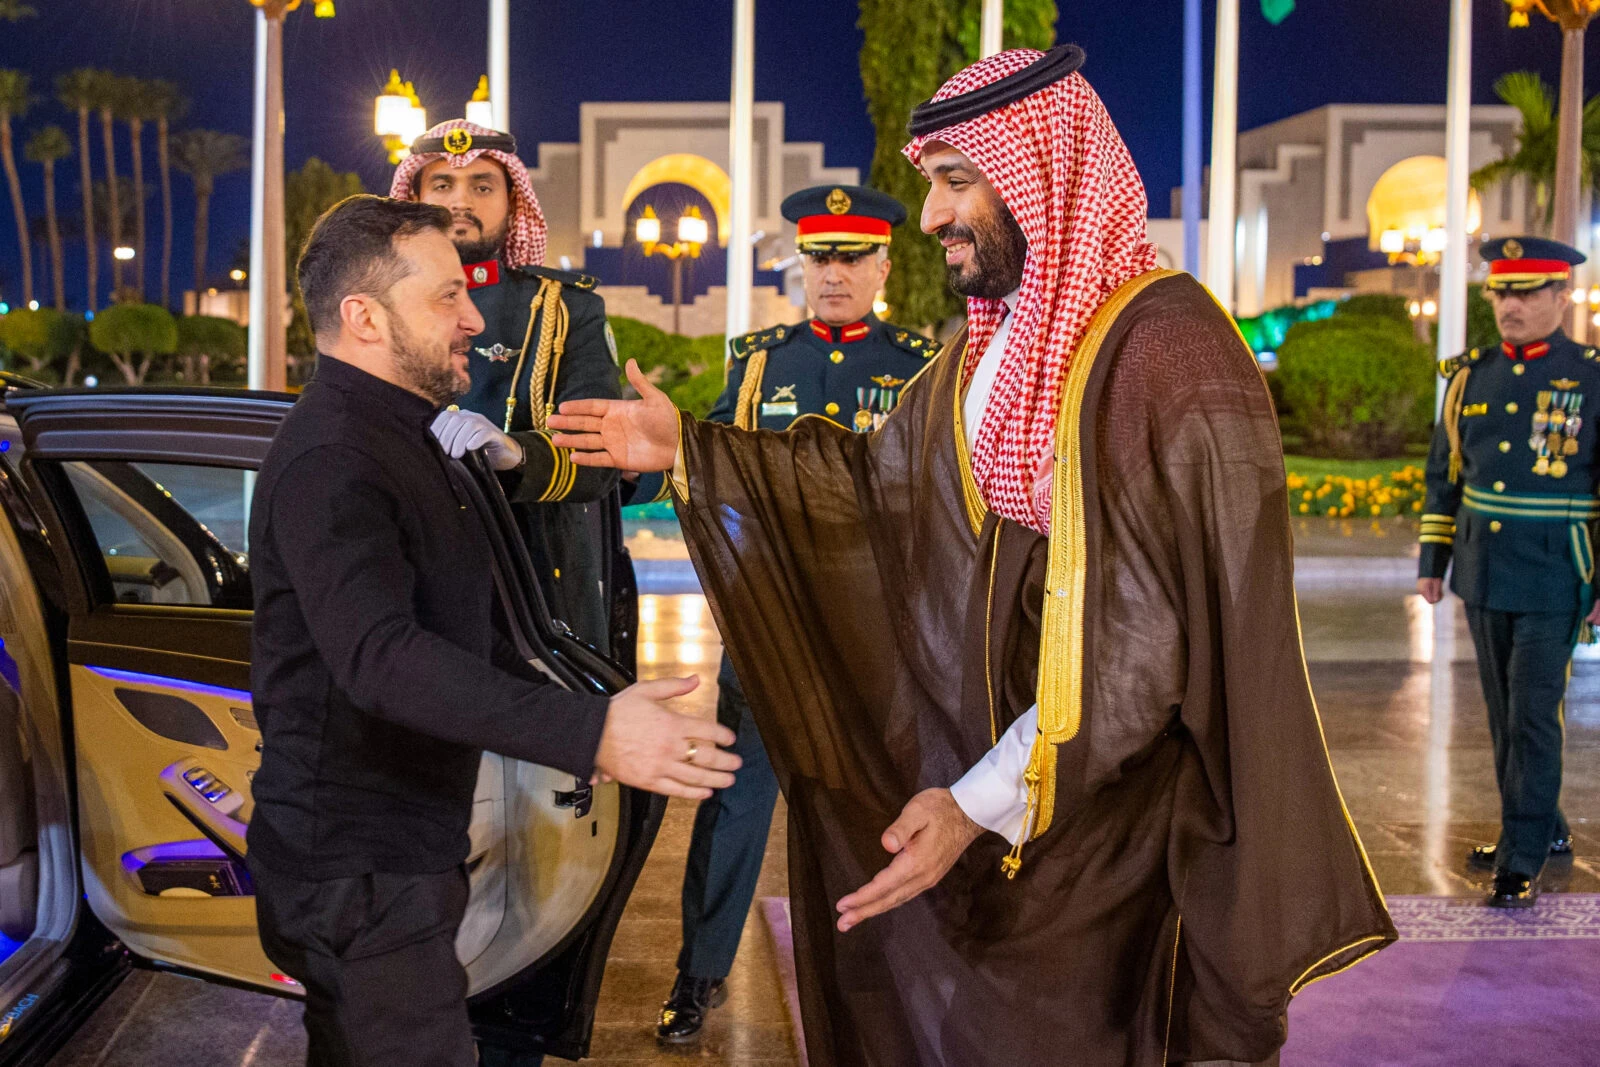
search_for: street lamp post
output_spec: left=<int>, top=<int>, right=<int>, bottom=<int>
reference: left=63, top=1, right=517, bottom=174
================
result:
left=245, top=0, right=333, bottom=393
left=636, top=205, right=708, bottom=335
left=374, top=70, right=428, bottom=164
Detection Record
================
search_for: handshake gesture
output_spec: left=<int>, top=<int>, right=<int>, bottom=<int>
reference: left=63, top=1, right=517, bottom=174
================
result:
left=547, top=359, right=683, bottom=473
left=595, top=676, right=741, bottom=800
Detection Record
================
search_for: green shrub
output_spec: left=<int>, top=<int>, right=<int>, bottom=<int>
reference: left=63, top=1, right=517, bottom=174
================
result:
left=607, top=315, right=728, bottom=417
left=175, top=315, right=247, bottom=384
left=88, top=303, right=179, bottom=385
left=1275, top=316, right=1433, bottom=459
left=1333, top=292, right=1411, bottom=324
left=0, top=307, right=85, bottom=382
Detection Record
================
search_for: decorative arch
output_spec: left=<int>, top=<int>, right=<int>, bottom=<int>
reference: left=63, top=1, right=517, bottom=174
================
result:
left=621, top=154, right=733, bottom=247
left=1366, top=155, right=1482, bottom=251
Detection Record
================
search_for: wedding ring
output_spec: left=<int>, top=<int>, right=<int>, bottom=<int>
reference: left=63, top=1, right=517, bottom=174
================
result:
left=683, top=741, right=700, bottom=763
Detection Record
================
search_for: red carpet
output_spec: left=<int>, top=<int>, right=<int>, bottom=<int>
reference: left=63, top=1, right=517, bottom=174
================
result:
left=762, top=894, right=1600, bottom=1066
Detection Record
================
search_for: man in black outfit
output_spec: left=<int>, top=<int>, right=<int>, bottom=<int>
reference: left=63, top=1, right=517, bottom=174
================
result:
left=246, top=194, right=740, bottom=1067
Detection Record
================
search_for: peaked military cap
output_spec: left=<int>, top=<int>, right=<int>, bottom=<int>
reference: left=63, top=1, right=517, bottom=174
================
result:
left=1481, top=236, right=1586, bottom=293
left=782, top=185, right=907, bottom=254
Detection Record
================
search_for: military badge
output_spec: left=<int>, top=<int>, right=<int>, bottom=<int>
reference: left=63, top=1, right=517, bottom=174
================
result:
left=1503, top=239, right=1523, bottom=260
left=871, top=375, right=907, bottom=389
left=1552, top=379, right=1581, bottom=390
left=604, top=322, right=619, bottom=365
left=770, top=384, right=798, bottom=403
left=476, top=343, right=515, bottom=363
left=444, top=128, right=474, bottom=155
left=472, top=265, right=490, bottom=285
left=826, top=188, right=852, bottom=215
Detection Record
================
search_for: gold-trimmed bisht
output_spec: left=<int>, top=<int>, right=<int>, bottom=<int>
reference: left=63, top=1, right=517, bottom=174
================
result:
left=1001, top=268, right=1180, bottom=879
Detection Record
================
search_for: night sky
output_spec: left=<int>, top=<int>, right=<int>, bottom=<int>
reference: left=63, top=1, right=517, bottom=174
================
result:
left=3, top=0, right=1600, bottom=307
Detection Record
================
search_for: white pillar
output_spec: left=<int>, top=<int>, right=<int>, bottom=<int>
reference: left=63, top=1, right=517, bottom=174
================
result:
left=489, top=0, right=510, bottom=132
left=724, top=0, right=755, bottom=343
left=1437, top=0, right=1472, bottom=412
left=980, top=0, right=1003, bottom=59
left=1181, top=0, right=1202, bottom=277
left=247, top=7, right=287, bottom=392
left=1205, top=0, right=1239, bottom=312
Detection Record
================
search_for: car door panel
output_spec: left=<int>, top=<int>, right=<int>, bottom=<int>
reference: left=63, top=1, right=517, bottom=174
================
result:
left=10, top=390, right=657, bottom=1058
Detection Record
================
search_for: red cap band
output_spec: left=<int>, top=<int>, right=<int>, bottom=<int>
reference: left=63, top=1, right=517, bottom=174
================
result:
left=1489, top=258, right=1571, bottom=277
left=796, top=214, right=893, bottom=241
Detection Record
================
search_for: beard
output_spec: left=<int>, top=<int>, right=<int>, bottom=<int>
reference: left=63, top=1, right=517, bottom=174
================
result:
left=450, top=214, right=508, bottom=266
left=942, top=200, right=1028, bottom=300
left=388, top=307, right=470, bottom=407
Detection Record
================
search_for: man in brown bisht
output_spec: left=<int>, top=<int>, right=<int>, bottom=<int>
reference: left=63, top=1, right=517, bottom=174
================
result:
left=550, top=45, right=1394, bottom=1067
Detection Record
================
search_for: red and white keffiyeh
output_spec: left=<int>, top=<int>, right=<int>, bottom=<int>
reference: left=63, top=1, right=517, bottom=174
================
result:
left=904, top=50, right=1159, bottom=534
left=389, top=119, right=548, bottom=268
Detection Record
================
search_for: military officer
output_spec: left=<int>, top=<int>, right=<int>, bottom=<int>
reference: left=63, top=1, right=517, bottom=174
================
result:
left=639, top=185, right=934, bottom=1042
left=1419, top=236, right=1598, bottom=908
left=392, top=120, right=624, bottom=655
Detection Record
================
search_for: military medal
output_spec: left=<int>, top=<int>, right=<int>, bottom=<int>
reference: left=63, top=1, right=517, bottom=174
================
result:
left=477, top=343, right=514, bottom=363
left=854, top=409, right=874, bottom=431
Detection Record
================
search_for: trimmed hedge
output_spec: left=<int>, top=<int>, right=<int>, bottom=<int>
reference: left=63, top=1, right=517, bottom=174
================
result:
left=1275, top=315, right=1433, bottom=459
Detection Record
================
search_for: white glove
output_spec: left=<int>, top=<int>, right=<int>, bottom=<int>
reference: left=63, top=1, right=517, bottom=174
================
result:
left=430, top=409, right=525, bottom=471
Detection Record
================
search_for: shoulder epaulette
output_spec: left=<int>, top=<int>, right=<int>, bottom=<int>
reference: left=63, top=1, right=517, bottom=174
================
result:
left=884, top=324, right=938, bottom=359
left=509, top=263, right=600, bottom=290
left=1437, top=347, right=1482, bottom=379
left=729, top=323, right=794, bottom=360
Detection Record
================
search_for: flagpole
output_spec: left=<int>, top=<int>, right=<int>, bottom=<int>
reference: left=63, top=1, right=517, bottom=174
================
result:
left=1181, top=0, right=1202, bottom=277
left=980, top=0, right=1003, bottom=58
left=247, top=4, right=287, bottom=392
left=489, top=0, right=510, bottom=132
left=1206, top=0, right=1240, bottom=312
left=1437, top=0, right=1472, bottom=413
left=725, top=0, right=755, bottom=343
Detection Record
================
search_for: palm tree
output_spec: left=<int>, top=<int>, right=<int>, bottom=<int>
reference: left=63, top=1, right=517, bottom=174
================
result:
left=1470, top=71, right=1600, bottom=232
left=0, top=70, right=33, bottom=310
left=171, top=129, right=248, bottom=294
left=24, top=126, right=69, bottom=310
left=122, top=77, right=153, bottom=301
left=57, top=68, right=100, bottom=311
left=144, top=80, right=186, bottom=309
left=97, top=74, right=124, bottom=292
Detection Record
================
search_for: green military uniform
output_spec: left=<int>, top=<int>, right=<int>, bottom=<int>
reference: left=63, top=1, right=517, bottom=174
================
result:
left=1420, top=237, right=1594, bottom=899
left=459, top=258, right=622, bottom=652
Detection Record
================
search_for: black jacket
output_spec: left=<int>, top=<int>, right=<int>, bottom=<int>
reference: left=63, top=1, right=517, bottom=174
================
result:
left=247, top=354, right=610, bottom=879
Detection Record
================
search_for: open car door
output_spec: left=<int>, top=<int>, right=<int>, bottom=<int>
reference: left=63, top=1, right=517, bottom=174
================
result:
left=11, top=388, right=662, bottom=1061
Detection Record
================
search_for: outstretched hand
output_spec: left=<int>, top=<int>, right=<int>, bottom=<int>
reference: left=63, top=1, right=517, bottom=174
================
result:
left=547, top=359, right=681, bottom=473
left=834, top=788, right=982, bottom=933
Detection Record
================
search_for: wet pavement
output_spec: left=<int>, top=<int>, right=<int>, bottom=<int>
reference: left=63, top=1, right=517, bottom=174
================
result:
left=48, top=573, right=1598, bottom=1065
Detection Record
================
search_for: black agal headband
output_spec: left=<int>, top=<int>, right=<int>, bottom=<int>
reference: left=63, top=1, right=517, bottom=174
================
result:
left=907, top=44, right=1086, bottom=137
left=410, top=128, right=518, bottom=158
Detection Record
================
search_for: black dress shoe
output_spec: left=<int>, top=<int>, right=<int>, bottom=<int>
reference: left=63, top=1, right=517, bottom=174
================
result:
left=1486, top=871, right=1540, bottom=908
left=1467, top=837, right=1572, bottom=869
left=656, top=973, right=728, bottom=1044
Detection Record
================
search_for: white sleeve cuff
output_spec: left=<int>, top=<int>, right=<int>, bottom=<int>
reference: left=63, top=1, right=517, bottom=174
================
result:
left=949, top=705, right=1038, bottom=846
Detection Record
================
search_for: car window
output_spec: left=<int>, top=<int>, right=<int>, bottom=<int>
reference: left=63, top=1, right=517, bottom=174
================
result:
left=60, top=460, right=252, bottom=609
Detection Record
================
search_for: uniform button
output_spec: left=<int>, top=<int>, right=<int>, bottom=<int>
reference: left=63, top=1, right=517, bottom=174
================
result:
left=1499, top=441, right=1512, bottom=452
left=1513, top=364, right=1526, bottom=376
left=1494, top=480, right=1506, bottom=492
left=830, top=350, right=844, bottom=364
left=1490, top=520, right=1503, bottom=532
left=1506, top=402, right=1519, bottom=414
left=825, top=402, right=840, bottom=416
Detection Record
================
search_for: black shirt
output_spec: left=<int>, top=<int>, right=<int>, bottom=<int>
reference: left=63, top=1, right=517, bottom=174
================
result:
left=247, top=354, right=610, bottom=879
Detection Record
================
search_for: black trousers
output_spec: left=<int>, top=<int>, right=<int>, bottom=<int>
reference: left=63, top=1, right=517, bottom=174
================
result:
left=677, top=652, right=781, bottom=979
left=251, top=860, right=476, bottom=1067
left=1463, top=606, right=1576, bottom=878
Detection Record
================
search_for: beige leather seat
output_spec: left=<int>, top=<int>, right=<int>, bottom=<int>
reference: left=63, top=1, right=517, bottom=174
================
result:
left=0, top=677, right=37, bottom=942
